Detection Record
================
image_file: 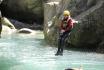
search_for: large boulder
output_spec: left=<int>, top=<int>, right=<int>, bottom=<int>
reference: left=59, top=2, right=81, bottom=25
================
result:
left=1, top=17, right=15, bottom=29
left=10, top=19, right=43, bottom=30
left=44, top=0, right=104, bottom=53
left=0, top=17, right=16, bottom=36
left=1, top=0, right=43, bottom=24
left=68, top=0, right=104, bottom=50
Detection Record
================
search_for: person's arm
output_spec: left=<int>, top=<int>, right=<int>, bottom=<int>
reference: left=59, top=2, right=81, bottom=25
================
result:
left=72, top=19, right=78, bottom=23
left=60, top=21, right=65, bottom=33
left=72, top=19, right=79, bottom=24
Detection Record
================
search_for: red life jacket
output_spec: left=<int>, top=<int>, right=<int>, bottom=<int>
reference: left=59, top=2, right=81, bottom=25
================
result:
left=60, top=16, right=74, bottom=32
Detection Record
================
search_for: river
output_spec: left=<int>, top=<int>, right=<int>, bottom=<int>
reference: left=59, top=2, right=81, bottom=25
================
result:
left=0, top=30, right=104, bottom=70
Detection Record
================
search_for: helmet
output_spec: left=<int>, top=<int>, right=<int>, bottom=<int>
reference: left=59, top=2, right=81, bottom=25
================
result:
left=63, top=10, right=70, bottom=16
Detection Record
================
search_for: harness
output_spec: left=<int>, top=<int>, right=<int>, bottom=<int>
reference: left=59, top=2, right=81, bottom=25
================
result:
left=62, top=17, right=71, bottom=29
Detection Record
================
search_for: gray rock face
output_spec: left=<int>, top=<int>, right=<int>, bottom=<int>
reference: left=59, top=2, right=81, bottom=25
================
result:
left=1, top=0, right=43, bottom=24
left=69, top=0, right=104, bottom=49
left=44, top=0, right=104, bottom=53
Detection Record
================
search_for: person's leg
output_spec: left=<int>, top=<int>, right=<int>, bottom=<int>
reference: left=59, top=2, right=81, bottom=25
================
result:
left=57, top=37, right=62, bottom=53
left=59, top=31, right=71, bottom=54
left=56, top=37, right=64, bottom=55
left=59, top=32, right=67, bottom=54
left=63, top=31, right=71, bottom=48
left=55, top=31, right=71, bottom=56
left=55, top=32, right=64, bottom=55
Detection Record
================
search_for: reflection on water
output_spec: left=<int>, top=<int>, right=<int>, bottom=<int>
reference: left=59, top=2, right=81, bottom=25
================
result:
left=0, top=31, right=104, bottom=70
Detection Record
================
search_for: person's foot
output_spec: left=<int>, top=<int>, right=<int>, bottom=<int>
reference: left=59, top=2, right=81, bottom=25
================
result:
left=59, top=53, right=63, bottom=56
left=55, top=53, right=59, bottom=56
left=55, top=52, right=63, bottom=56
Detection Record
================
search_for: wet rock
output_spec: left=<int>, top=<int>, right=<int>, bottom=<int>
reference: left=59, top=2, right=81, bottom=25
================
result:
left=17, top=28, right=34, bottom=34
left=1, top=17, right=15, bottom=29
left=10, top=19, right=43, bottom=30
left=96, top=41, right=104, bottom=53
left=10, top=19, right=30, bottom=29
left=1, top=25, right=16, bottom=36
left=65, top=65, right=83, bottom=70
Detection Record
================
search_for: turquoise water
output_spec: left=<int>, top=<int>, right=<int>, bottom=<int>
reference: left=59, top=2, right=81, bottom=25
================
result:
left=0, top=31, right=104, bottom=70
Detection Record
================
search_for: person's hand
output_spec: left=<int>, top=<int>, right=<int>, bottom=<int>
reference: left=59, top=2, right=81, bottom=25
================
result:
left=76, top=21, right=82, bottom=24
left=75, top=21, right=78, bottom=23
left=61, top=30, right=65, bottom=33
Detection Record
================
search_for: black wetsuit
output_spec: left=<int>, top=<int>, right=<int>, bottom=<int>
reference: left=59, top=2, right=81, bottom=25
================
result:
left=55, top=30, right=71, bottom=56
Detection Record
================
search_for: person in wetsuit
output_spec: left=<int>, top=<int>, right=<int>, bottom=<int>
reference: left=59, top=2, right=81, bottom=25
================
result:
left=55, top=10, right=78, bottom=56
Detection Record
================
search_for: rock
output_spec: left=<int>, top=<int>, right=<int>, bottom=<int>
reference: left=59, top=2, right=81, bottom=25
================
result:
left=1, top=25, right=16, bottom=36
left=65, top=68, right=82, bottom=70
left=87, top=0, right=96, bottom=8
left=0, top=16, right=16, bottom=37
left=1, top=17, right=15, bottom=29
left=17, top=28, right=34, bottom=34
left=65, top=65, right=83, bottom=70
left=10, top=19, right=43, bottom=30
left=10, top=19, right=31, bottom=29
left=1, top=0, right=43, bottom=24
left=96, top=41, right=104, bottom=53
left=70, top=0, right=104, bottom=47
